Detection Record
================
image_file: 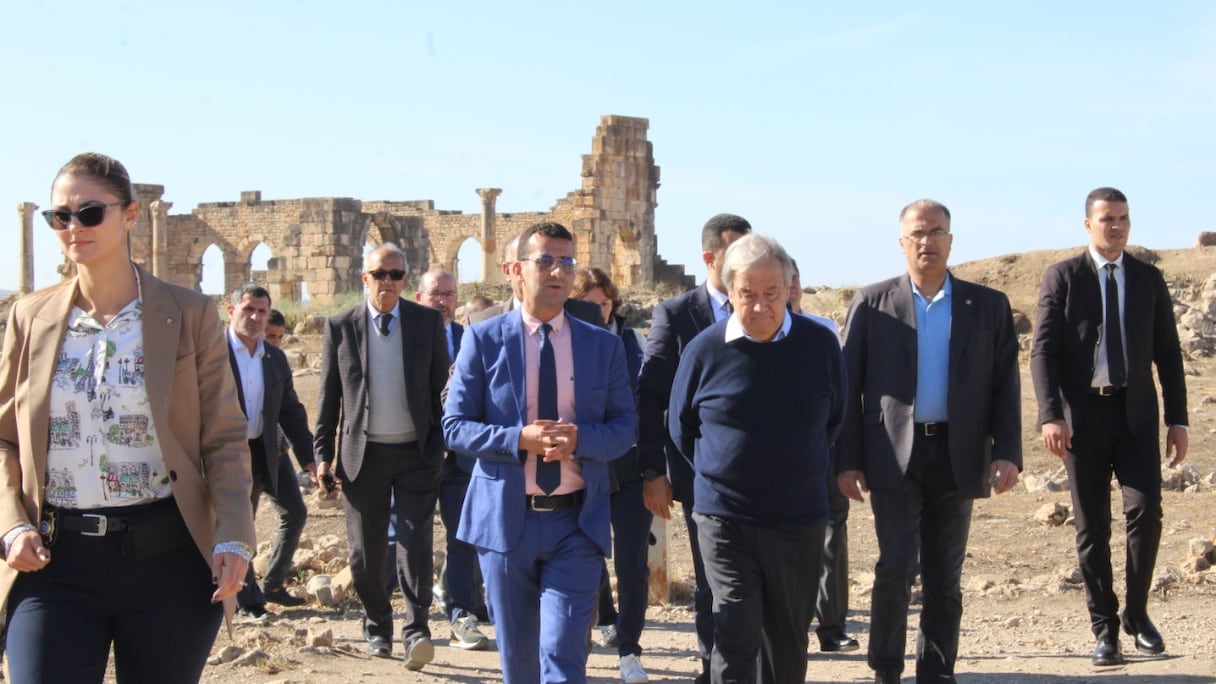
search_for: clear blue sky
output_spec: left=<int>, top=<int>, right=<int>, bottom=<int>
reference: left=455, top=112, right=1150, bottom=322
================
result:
left=4, top=1, right=1214, bottom=294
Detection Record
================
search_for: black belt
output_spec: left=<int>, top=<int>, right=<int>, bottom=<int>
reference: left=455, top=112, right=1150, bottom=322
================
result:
left=525, top=490, right=585, bottom=512
left=50, top=498, right=177, bottom=536
left=915, top=422, right=947, bottom=437
left=1090, top=386, right=1125, bottom=397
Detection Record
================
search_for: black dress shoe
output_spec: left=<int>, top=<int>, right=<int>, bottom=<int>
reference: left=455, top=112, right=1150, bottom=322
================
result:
left=1121, top=611, right=1165, bottom=654
left=1092, top=637, right=1124, bottom=666
left=263, top=586, right=306, bottom=607
left=818, top=630, right=860, bottom=652
left=366, top=635, right=392, bottom=658
left=874, top=670, right=901, bottom=683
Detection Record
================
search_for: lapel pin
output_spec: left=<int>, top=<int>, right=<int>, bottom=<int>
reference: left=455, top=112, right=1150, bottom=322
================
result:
left=165, top=316, right=175, bottom=325
left=965, top=299, right=973, bottom=306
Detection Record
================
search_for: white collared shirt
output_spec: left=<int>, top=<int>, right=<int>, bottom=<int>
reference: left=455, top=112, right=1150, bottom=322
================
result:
left=706, top=284, right=732, bottom=323
left=227, top=328, right=265, bottom=439
left=1088, top=245, right=1128, bottom=388
left=724, top=309, right=793, bottom=343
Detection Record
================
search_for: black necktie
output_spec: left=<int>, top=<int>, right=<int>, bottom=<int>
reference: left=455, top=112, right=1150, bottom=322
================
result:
left=1104, top=264, right=1126, bottom=388
left=376, top=312, right=393, bottom=337
left=536, top=323, right=560, bottom=494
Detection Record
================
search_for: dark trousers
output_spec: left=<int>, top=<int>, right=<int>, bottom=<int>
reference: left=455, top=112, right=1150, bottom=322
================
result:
left=437, top=453, right=487, bottom=623
left=239, top=438, right=308, bottom=607
left=5, top=501, right=222, bottom=683
left=479, top=506, right=603, bottom=684
left=814, top=469, right=851, bottom=636
left=695, top=512, right=824, bottom=684
left=869, top=433, right=972, bottom=682
left=684, top=503, right=714, bottom=684
left=341, top=440, right=442, bottom=642
left=1065, top=392, right=1163, bottom=640
left=596, top=477, right=654, bottom=657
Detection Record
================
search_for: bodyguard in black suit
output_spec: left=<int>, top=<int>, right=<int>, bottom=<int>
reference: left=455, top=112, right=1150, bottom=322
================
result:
left=1031, top=187, right=1188, bottom=666
left=637, top=213, right=751, bottom=684
left=314, top=244, right=449, bottom=670
left=838, top=200, right=1021, bottom=684
left=225, top=286, right=316, bottom=617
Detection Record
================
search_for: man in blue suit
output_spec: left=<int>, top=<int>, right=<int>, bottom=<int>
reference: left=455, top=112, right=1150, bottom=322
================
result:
left=444, top=221, right=638, bottom=684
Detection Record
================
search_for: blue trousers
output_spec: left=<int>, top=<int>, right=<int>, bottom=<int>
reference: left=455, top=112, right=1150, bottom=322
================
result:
left=479, top=507, right=602, bottom=684
left=595, top=477, right=653, bottom=656
left=5, top=503, right=221, bottom=683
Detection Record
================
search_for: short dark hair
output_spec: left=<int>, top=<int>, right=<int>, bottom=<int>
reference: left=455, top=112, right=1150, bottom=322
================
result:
left=517, top=221, right=574, bottom=259
left=899, top=199, right=951, bottom=222
left=1085, top=187, right=1128, bottom=216
left=230, top=284, right=272, bottom=307
left=53, top=152, right=135, bottom=205
left=701, top=214, right=752, bottom=253
left=267, top=309, right=286, bottom=327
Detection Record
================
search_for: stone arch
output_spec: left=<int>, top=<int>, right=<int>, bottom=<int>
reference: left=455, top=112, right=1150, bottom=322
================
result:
left=198, top=244, right=227, bottom=296
left=440, top=236, right=482, bottom=283
left=612, top=223, right=643, bottom=287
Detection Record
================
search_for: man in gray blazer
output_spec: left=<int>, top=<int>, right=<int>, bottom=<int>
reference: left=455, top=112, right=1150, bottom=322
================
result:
left=314, top=243, right=449, bottom=670
left=837, top=200, right=1022, bottom=684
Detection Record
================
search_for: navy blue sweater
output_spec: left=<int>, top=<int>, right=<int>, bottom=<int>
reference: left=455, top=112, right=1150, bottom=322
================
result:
left=667, top=316, right=846, bottom=524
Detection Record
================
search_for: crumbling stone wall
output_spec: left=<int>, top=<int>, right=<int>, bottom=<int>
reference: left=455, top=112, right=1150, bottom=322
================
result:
left=35, top=114, right=693, bottom=302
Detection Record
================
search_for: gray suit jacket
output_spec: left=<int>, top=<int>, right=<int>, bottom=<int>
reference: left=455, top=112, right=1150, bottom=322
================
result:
left=836, top=273, right=1022, bottom=499
left=313, top=299, right=449, bottom=482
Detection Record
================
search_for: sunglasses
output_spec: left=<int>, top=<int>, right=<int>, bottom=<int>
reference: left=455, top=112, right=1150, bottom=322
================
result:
left=42, top=202, right=125, bottom=230
left=367, top=269, right=407, bottom=281
left=527, top=255, right=578, bottom=272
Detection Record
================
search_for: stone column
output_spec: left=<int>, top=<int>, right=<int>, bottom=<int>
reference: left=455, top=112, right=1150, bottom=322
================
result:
left=150, top=200, right=172, bottom=278
left=476, top=188, right=502, bottom=283
left=17, top=202, right=38, bottom=295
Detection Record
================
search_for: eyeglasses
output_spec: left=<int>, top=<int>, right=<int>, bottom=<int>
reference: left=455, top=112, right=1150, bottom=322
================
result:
left=902, top=228, right=951, bottom=243
left=527, top=255, right=578, bottom=272
left=421, top=290, right=457, bottom=299
left=366, top=269, right=407, bottom=281
left=41, top=202, right=125, bottom=230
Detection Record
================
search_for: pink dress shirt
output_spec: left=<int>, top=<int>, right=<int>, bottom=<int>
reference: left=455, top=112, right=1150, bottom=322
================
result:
left=520, top=309, right=584, bottom=495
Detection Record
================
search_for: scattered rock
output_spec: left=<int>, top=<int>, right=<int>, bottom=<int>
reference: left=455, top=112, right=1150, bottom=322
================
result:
left=232, top=649, right=270, bottom=667
left=212, top=645, right=245, bottom=665
left=307, top=628, right=334, bottom=648
left=1034, top=502, right=1070, bottom=526
left=294, top=315, right=326, bottom=336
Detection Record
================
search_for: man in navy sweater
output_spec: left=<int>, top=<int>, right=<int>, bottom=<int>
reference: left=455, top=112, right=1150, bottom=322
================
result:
left=669, top=234, right=846, bottom=684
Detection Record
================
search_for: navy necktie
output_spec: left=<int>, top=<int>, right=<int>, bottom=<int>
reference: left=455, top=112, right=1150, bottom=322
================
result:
left=1104, top=264, right=1126, bottom=387
left=536, top=323, right=560, bottom=494
left=376, top=312, right=392, bottom=337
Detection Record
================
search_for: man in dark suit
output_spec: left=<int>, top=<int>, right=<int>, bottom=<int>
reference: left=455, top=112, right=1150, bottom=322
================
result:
left=1030, top=187, right=1188, bottom=666
left=314, top=243, right=449, bottom=670
left=637, top=213, right=751, bottom=683
left=443, top=221, right=637, bottom=684
left=838, top=200, right=1021, bottom=684
left=412, top=268, right=489, bottom=651
left=466, top=233, right=604, bottom=328
left=225, top=286, right=317, bottom=621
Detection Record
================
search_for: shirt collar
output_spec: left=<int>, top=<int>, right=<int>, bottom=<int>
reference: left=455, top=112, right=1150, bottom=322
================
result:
left=521, top=308, right=568, bottom=336
left=706, top=283, right=730, bottom=313
left=910, top=273, right=953, bottom=303
left=227, top=327, right=265, bottom=359
left=1088, top=245, right=1125, bottom=270
left=366, top=299, right=401, bottom=321
left=67, top=264, right=144, bottom=332
left=724, top=308, right=792, bottom=343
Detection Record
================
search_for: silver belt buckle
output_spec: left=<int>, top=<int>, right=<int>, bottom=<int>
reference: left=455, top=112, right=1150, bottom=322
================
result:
left=81, top=514, right=108, bottom=536
left=528, top=496, right=553, bottom=512
left=921, top=423, right=939, bottom=437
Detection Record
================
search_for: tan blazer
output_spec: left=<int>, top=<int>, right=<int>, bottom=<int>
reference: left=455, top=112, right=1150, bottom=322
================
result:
left=0, top=265, right=255, bottom=613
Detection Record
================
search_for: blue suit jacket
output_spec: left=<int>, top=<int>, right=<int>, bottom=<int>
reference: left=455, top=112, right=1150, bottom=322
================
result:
left=443, top=309, right=638, bottom=556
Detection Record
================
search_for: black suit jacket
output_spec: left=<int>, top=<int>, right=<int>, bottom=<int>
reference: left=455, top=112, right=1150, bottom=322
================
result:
left=1030, top=251, right=1187, bottom=437
left=637, top=283, right=718, bottom=503
left=314, top=299, right=450, bottom=482
left=227, top=340, right=314, bottom=497
left=837, top=273, right=1022, bottom=499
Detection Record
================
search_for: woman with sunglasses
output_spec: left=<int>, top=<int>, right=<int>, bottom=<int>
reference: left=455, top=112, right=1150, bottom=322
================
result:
left=0, top=152, right=255, bottom=682
left=571, top=266, right=652, bottom=684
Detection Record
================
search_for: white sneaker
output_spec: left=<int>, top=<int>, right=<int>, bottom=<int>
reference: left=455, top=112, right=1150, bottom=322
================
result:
left=619, top=654, right=649, bottom=684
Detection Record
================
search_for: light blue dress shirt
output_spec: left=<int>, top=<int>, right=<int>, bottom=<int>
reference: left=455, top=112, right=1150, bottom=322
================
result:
left=912, top=275, right=952, bottom=423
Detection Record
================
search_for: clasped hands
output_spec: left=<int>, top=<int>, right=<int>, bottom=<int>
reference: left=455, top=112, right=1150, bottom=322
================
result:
left=520, top=419, right=578, bottom=462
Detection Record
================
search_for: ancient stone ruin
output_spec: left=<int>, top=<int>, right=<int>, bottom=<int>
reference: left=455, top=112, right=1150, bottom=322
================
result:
left=15, top=115, right=694, bottom=301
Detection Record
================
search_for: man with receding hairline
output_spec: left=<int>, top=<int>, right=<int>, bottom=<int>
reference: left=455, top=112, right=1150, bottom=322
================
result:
left=838, top=200, right=1021, bottom=684
left=314, top=243, right=449, bottom=669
